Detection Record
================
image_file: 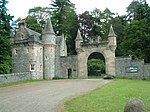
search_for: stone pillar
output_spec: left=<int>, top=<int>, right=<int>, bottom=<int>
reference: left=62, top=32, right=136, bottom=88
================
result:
left=77, top=52, right=88, bottom=78
left=104, top=50, right=116, bottom=76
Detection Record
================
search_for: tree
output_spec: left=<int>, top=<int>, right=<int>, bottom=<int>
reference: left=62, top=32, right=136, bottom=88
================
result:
left=121, top=19, right=150, bottom=62
left=26, top=7, right=51, bottom=33
left=0, top=0, right=13, bottom=73
left=121, top=0, right=150, bottom=62
left=78, top=11, right=93, bottom=41
left=78, top=8, right=115, bottom=41
left=51, top=0, right=78, bottom=55
left=126, top=0, right=150, bottom=21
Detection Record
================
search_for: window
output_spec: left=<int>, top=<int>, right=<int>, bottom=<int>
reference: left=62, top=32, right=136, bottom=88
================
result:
left=40, top=48, right=42, bottom=53
left=30, top=64, right=36, bottom=71
left=27, top=48, right=29, bottom=53
left=14, top=49, right=18, bottom=55
left=45, top=55, right=48, bottom=60
left=21, top=34, right=24, bottom=39
left=40, top=65, right=42, bottom=71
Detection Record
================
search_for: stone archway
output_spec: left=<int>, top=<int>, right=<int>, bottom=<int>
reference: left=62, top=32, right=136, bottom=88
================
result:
left=87, top=52, right=105, bottom=78
left=75, top=25, right=117, bottom=78
left=77, top=46, right=116, bottom=78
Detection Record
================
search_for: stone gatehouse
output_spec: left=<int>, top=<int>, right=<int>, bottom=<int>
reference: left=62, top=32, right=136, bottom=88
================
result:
left=12, top=17, right=116, bottom=80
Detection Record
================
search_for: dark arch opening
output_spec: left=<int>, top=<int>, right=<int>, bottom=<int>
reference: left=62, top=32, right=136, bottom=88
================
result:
left=87, top=52, right=105, bottom=79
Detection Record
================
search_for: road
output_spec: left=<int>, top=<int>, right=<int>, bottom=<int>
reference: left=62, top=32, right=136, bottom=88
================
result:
left=0, top=79, right=110, bottom=112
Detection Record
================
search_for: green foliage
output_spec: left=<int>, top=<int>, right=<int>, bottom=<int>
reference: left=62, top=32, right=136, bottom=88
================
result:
left=78, top=8, right=115, bottom=41
left=87, top=52, right=105, bottom=76
left=51, top=0, right=78, bottom=55
left=88, top=59, right=105, bottom=71
left=78, top=11, right=93, bottom=40
left=64, top=79, right=150, bottom=112
left=88, top=59, right=105, bottom=76
left=26, top=16, right=43, bottom=33
left=121, top=19, right=150, bottom=62
left=25, top=6, right=51, bottom=33
left=126, top=0, right=150, bottom=21
left=0, top=0, right=13, bottom=74
left=120, top=0, right=150, bottom=62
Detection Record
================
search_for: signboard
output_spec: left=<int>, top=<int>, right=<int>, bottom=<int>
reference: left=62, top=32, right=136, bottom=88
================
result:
left=125, top=66, right=139, bottom=73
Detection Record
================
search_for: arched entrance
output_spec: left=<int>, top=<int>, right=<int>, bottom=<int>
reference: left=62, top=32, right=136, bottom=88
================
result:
left=87, top=52, right=105, bottom=78
left=75, top=25, right=117, bottom=78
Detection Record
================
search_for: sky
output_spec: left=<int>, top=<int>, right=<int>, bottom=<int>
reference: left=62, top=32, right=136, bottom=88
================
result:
left=7, top=0, right=150, bottom=20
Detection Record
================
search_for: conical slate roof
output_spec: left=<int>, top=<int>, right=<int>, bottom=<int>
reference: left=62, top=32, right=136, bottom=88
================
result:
left=75, top=29, right=83, bottom=41
left=108, top=25, right=116, bottom=37
left=43, top=17, right=55, bottom=34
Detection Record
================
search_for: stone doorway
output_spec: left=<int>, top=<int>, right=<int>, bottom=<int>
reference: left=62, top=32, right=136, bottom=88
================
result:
left=67, top=68, right=72, bottom=79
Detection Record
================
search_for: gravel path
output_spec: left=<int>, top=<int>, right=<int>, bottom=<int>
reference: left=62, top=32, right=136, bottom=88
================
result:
left=0, top=79, right=110, bottom=112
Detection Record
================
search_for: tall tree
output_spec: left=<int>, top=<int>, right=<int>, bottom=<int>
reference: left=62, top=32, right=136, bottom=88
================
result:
left=78, top=11, right=93, bottom=41
left=121, top=0, right=150, bottom=62
left=26, top=7, right=51, bottom=33
left=0, top=0, right=13, bottom=73
left=51, top=0, right=78, bottom=55
left=126, top=0, right=150, bottom=21
left=78, top=8, right=115, bottom=41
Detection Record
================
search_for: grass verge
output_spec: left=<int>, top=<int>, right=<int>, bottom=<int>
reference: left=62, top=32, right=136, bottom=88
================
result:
left=64, top=79, right=150, bottom=112
left=0, top=80, right=44, bottom=88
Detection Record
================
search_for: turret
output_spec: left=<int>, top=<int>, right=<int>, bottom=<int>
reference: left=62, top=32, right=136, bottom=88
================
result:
left=108, top=25, right=117, bottom=46
left=42, top=17, right=56, bottom=79
left=18, top=19, right=27, bottom=28
left=75, top=29, right=83, bottom=49
left=42, top=17, right=55, bottom=45
left=60, top=34, right=67, bottom=56
left=97, top=36, right=102, bottom=43
left=108, top=25, right=117, bottom=52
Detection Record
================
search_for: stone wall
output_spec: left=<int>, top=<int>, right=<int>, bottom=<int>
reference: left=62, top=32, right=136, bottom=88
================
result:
left=12, top=42, right=43, bottom=80
left=60, top=55, right=78, bottom=78
left=115, top=57, right=150, bottom=80
left=0, top=72, right=30, bottom=85
left=144, top=64, right=150, bottom=80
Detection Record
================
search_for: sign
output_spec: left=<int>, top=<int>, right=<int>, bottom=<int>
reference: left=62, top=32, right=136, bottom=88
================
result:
left=125, top=66, right=138, bottom=73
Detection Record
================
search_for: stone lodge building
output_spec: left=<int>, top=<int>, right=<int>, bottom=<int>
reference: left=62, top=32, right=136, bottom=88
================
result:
left=12, top=17, right=117, bottom=80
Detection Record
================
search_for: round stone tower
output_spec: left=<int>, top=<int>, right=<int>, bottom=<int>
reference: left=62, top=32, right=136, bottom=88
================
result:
left=42, top=17, right=56, bottom=79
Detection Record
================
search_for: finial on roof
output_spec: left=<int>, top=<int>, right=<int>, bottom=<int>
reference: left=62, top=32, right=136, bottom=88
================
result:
left=108, top=24, right=116, bottom=37
left=75, top=29, right=83, bottom=41
left=18, top=18, right=26, bottom=28
left=43, top=16, right=55, bottom=34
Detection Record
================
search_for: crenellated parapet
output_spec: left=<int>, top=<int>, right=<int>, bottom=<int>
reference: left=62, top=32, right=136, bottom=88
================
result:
left=75, top=25, right=117, bottom=54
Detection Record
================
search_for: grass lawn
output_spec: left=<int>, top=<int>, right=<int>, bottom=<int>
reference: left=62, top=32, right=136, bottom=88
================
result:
left=64, top=79, right=150, bottom=112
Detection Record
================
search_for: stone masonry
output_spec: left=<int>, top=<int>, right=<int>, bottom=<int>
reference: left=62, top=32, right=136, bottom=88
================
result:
left=11, top=17, right=117, bottom=80
left=115, top=57, right=150, bottom=80
left=75, top=25, right=117, bottom=78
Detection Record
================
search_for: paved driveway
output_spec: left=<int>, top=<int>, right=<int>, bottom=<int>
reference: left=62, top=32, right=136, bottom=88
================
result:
left=0, top=79, right=110, bottom=112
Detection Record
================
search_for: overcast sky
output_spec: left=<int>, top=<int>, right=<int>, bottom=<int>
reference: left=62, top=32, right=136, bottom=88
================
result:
left=7, top=0, right=150, bottom=20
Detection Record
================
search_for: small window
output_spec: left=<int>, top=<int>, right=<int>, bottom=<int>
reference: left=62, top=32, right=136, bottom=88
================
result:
left=30, top=64, right=36, bottom=71
left=45, top=55, right=48, bottom=60
left=40, top=65, right=42, bottom=71
left=14, top=49, right=18, bottom=55
left=27, top=48, right=29, bottom=53
left=21, top=34, right=24, bottom=39
left=40, top=48, right=42, bottom=53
